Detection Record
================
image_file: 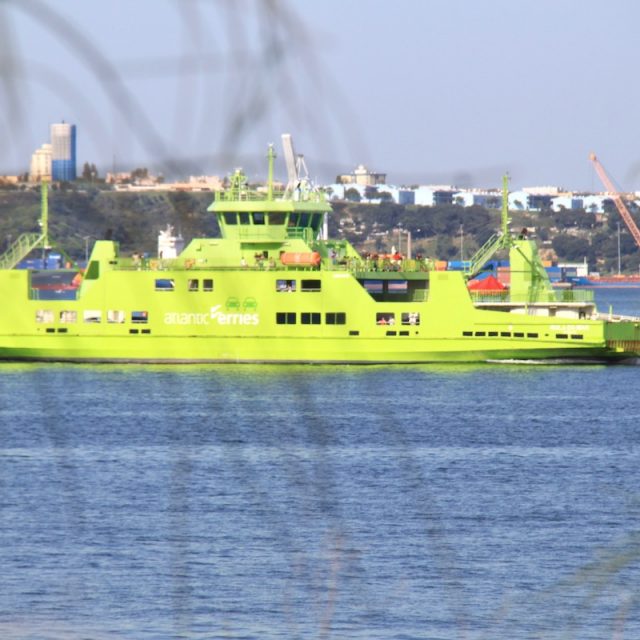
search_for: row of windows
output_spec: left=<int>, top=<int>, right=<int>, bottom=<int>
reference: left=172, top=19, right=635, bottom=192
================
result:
left=156, top=278, right=214, bottom=292
left=155, top=278, right=323, bottom=293
left=276, top=279, right=321, bottom=292
left=376, top=312, right=420, bottom=326
left=222, top=212, right=323, bottom=227
left=36, top=310, right=148, bottom=324
left=276, top=312, right=346, bottom=325
left=462, top=330, right=584, bottom=340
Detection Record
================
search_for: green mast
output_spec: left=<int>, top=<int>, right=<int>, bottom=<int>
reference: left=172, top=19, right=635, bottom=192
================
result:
left=501, top=173, right=511, bottom=238
left=40, top=177, right=49, bottom=249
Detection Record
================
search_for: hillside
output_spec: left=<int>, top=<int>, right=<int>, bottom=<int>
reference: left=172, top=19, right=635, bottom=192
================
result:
left=0, top=186, right=636, bottom=273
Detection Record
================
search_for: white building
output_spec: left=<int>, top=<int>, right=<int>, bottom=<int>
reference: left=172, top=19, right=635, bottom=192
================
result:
left=551, top=195, right=584, bottom=212
left=29, top=143, right=52, bottom=182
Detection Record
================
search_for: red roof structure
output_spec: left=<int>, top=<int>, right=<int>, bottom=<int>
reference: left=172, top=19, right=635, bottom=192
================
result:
left=467, top=274, right=506, bottom=292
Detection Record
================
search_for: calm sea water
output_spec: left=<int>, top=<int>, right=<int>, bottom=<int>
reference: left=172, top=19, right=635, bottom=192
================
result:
left=1, top=289, right=640, bottom=639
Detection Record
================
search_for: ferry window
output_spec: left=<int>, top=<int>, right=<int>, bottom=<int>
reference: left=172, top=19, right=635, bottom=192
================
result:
left=401, top=312, right=420, bottom=326
left=188, top=279, right=199, bottom=292
left=364, top=280, right=384, bottom=294
left=252, top=212, right=265, bottom=225
left=514, top=332, right=525, bottom=338
left=311, top=213, right=322, bottom=229
left=556, top=334, right=568, bottom=339
left=239, top=212, right=250, bottom=225
left=269, top=212, right=286, bottom=225
left=83, top=310, right=102, bottom=323
left=500, top=331, right=511, bottom=337
left=288, top=213, right=300, bottom=226
left=475, top=331, right=486, bottom=337
left=399, top=331, right=410, bottom=336
left=223, top=212, right=237, bottom=225
left=349, top=330, right=360, bottom=336
left=301, top=312, right=321, bottom=325
left=376, top=312, right=395, bottom=326
left=276, top=312, right=296, bottom=325
left=386, top=330, right=397, bottom=336
left=107, top=310, right=126, bottom=324
left=203, top=279, right=214, bottom=292
left=388, top=280, right=408, bottom=294
left=60, top=310, right=77, bottom=324
left=301, top=279, right=321, bottom=292
left=35, top=309, right=54, bottom=323
left=527, top=332, right=539, bottom=338
left=132, top=311, right=149, bottom=324
left=462, top=331, right=473, bottom=337
left=276, top=279, right=296, bottom=292
left=327, top=312, right=347, bottom=325
left=299, top=213, right=310, bottom=227
left=155, top=278, right=175, bottom=291
left=488, top=331, right=498, bottom=337
left=571, top=334, right=583, bottom=340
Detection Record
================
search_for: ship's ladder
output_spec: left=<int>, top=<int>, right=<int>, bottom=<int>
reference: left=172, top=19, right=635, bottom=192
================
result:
left=0, top=232, right=45, bottom=270
left=465, top=233, right=505, bottom=279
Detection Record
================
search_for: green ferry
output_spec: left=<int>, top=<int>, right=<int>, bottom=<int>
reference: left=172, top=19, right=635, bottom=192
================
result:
left=1, top=141, right=640, bottom=364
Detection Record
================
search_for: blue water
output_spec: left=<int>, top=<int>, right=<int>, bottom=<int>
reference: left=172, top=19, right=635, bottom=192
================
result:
left=1, top=290, right=640, bottom=639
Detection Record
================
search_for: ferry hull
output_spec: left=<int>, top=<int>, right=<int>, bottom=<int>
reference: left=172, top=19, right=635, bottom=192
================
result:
left=0, top=334, right=629, bottom=364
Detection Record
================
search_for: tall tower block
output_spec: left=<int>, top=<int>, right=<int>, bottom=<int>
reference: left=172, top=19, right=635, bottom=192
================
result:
left=50, top=122, right=77, bottom=181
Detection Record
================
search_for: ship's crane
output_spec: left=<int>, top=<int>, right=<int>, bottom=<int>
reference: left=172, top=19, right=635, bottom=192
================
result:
left=589, top=152, right=640, bottom=249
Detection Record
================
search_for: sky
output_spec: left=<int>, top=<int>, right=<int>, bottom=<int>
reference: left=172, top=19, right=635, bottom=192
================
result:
left=2, top=0, right=640, bottom=191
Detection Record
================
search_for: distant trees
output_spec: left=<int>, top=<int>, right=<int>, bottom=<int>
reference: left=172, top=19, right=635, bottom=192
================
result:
left=551, top=235, right=593, bottom=262
left=364, top=186, right=379, bottom=201
left=344, top=187, right=361, bottom=202
left=81, top=162, right=98, bottom=181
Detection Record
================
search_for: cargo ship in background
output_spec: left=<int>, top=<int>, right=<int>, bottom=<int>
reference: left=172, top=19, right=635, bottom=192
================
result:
left=1, top=135, right=640, bottom=364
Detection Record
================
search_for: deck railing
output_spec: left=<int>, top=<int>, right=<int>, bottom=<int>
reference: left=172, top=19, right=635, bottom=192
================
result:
left=470, top=288, right=594, bottom=304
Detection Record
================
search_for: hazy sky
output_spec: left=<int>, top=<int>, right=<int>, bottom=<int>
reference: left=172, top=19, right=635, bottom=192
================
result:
left=2, top=0, right=640, bottom=191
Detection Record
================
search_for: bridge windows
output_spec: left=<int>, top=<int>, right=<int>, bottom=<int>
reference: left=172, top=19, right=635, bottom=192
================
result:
left=223, top=212, right=237, bottom=225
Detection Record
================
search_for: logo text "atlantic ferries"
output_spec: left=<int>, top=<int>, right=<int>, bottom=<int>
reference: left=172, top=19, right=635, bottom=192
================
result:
left=164, top=305, right=260, bottom=326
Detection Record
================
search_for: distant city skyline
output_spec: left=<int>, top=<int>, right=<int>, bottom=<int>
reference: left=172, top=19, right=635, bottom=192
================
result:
left=2, top=0, right=640, bottom=192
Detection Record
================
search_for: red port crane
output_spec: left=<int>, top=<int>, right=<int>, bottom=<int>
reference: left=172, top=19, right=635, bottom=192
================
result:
left=589, top=152, right=640, bottom=249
